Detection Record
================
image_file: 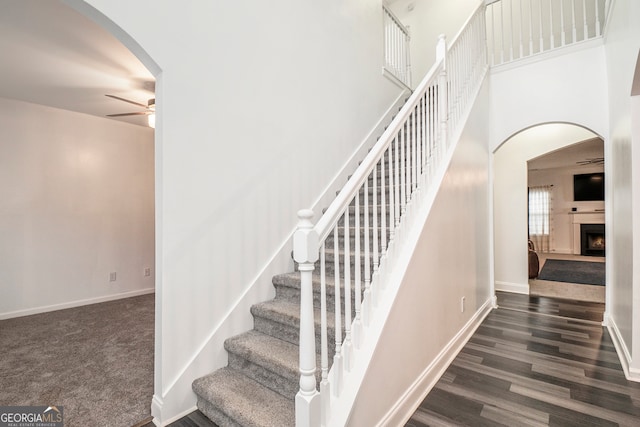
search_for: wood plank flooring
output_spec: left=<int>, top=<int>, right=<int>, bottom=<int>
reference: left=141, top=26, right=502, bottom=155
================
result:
left=152, top=293, right=637, bottom=427
left=406, top=293, right=640, bottom=426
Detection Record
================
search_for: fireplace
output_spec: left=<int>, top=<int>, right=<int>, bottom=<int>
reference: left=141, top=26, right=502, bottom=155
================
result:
left=580, top=223, right=605, bottom=256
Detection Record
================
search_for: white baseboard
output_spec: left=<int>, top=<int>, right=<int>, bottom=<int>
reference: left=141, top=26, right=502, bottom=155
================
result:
left=151, top=395, right=196, bottom=427
left=377, top=297, right=494, bottom=426
left=606, top=314, right=640, bottom=382
left=0, top=287, right=155, bottom=320
left=494, top=281, right=529, bottom=294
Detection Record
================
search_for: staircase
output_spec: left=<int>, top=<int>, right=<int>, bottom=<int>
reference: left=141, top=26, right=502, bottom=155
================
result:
left=192, top=133, right=397, bottom=427
left=192, top=4, right=489, bottom=426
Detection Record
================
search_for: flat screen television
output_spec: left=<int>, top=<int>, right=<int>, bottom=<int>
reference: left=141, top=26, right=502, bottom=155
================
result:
left=574, top=172, right=604, bottom=201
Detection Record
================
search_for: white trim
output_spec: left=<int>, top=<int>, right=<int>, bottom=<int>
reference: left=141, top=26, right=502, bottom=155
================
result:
left=382, top=67, right=412, bottom=91
left=490, top=37, right=605, bottom=75
left=606, top=314, right=640, bottom=382
left=494, top=281, right=529, bottom=294
left=150, top=398, right=196, bottom=427
left=377, top=298, right=494, bottom=427
left=0, top=287, right=155, bottom=320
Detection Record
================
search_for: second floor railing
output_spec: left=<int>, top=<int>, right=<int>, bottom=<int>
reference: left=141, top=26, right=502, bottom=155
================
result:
left=383, top=5, right=412, bottom=88
left=486, top=0, right=611, bottom=66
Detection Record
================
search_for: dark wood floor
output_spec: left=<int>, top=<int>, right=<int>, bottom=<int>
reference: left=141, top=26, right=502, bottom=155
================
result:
left=146, top=293, right=640, bottom=427
left=406, top=293, right=640, bottom=426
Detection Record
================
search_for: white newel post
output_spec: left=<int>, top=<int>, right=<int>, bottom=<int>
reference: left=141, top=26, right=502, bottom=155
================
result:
left=294, top=209, right=321, bottom=427
left=436, top=35, right=448, bottom=152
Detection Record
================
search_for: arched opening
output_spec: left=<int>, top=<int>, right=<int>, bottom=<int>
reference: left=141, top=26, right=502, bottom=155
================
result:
left=0, top=1, right=159, bottom=425
left=493, top=122, right=607, bottom=320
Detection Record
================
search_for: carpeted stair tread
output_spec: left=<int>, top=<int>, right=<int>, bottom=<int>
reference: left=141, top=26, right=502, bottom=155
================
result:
left=225, top=330, right=299, bottom=383
left=251, top=298, right=337, bottom=331
left=192, top=367, right=294, bottom=427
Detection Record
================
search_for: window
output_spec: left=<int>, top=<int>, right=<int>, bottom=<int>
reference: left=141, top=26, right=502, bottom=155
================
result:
left=528, top=185, right=553, bottom=252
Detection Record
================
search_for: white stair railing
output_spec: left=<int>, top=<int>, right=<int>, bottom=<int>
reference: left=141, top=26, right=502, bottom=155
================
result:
left=486, top=0, right=611, bottom=66
left=383, top=5, right=412, bottom=88
left=294, top=4, right=488, bottom=426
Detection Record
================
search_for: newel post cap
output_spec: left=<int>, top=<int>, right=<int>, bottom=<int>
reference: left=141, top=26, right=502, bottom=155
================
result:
left=293, top=209, right=319, bottom=264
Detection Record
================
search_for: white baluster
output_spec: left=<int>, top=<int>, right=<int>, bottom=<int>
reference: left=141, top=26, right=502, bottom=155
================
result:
left=519, top=0, right=524, bottom=57
left=412, top=107, right=418, bottom=192
left=509, top=0, right=514, bottom=61
left=353, top=191, right=362, bottom=347
left=293, top=209, right=320, bottom=427
left=332, top=225, right=343, bottom=396
left=529, top=0, right=534, bottom=55
left=549, top=0, right=555, bottom=49
left=381, top=152, right=387, bottom=254
left=560, top=0, right=566, bottom=45
left=400, top=126, right=406, bottom=216
left=583, top=0, right=588, bottom=40
left=394, top=135, right=401, bottom=229
left=572, top=0, right=577, bottom=42
left=437, top=35, right=448, bottom=152
left=500, top=1, right=505, bottom=64
left=363, top=178, right=371, bottom=326
left=319, top=243, right=329, bottom=426
left=595, top=0, right=601, bottom=37
left=342, top=206, right=352, bottom=371
left=388, top=141, right=395, bottom=242
left=490, top=2, right=497, bottom=65
left=539, top=0, right=544, bottom=52
left=372, top=163, right=379, bottom=306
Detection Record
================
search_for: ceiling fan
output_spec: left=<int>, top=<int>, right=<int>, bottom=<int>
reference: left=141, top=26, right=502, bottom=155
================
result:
left=105, top=94, right=155, bottom=128
left=576, top=157, right=604, bottom=166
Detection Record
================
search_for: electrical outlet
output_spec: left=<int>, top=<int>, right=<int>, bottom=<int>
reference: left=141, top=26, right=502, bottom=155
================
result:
left=144, top=267, right=151, bottom=277
left=109, top=272, right=117, bottom=282
left=461, top=296, right=465, bottom=313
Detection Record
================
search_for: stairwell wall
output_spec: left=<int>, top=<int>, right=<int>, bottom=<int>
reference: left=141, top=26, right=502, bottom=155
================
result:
left=603, top=0, right=640, bottom=378
left=75, top=0, right=413, bottom=423
left=348, top=78, right=493, bottom=426
left=490, top=43, right=609, bottom=295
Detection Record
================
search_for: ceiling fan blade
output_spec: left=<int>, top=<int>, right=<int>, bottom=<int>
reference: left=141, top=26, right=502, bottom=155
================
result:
left=105, top=94, right=148, bottom=108
left=107, top=111, right=151, bottom=117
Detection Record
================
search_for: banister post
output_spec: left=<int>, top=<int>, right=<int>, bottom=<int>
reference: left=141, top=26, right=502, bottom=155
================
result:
left=436, top=34, right=449, bottom=151
left=293, top=209, right=321, bottom=427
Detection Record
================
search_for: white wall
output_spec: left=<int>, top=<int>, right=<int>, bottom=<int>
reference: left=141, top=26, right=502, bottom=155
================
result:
left=493, top=124, right=599, bottom=294
left=70, top=0, right=414, bottom=422
left=489, top=42, right=609, bottom=150
left=603, top=0, right=640, bottom=377
left=388, top=0, right=482, bottom=88
left=348, top=78, right=492, bottom=426
left=0, top=97, right=155, bottom=318
left=528, top=163, right=605, bottom=254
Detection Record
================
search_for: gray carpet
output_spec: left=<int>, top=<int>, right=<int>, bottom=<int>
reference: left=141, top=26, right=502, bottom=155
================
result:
left=537, top=259, right=605, bottom=286
left=0, top=293, right=154, bottom=427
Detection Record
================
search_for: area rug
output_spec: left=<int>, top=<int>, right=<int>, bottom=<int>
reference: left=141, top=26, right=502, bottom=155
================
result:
left=537, top=259, right=605, bottom=286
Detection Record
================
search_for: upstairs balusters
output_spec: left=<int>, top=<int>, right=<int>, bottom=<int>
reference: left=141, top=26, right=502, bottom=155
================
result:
left=486, top=0, right=609, bottom=66
left=383, top=5, right=412, bottom=87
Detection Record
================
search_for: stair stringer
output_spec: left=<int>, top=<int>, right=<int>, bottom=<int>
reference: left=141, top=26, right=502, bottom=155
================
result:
left=324, top=70, right=489, bottom=427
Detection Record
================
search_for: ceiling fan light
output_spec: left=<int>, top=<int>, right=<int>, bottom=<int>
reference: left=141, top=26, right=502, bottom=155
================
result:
left=148, top=113, right=155, bottom=128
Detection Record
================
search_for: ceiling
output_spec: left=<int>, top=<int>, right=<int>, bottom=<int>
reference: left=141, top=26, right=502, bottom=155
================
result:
left=0, top=0, right=154, bottom=127
left=528, top=137, right=604, bottom=171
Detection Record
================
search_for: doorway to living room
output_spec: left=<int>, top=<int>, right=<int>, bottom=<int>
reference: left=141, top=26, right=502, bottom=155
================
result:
left=527, top=137, right=605, bottom=304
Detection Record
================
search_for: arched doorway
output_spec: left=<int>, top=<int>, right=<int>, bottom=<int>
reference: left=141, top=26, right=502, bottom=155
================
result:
left=493, top=122, right=607, bottom=319
left=0, top=1, right=159, bottom=425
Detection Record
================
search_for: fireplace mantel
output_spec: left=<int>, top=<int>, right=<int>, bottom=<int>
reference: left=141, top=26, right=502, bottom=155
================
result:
left=570, top=211, right=605, bottom=254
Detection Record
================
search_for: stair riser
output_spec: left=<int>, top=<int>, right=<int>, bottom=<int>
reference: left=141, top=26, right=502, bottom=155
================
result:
left=253, top=316, right=338, bottom=362
left=196, top=397, right=242, bottom=427
left=227, top=353, right=302, bottom=401
left=274, top=281, right=360, bottom=313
